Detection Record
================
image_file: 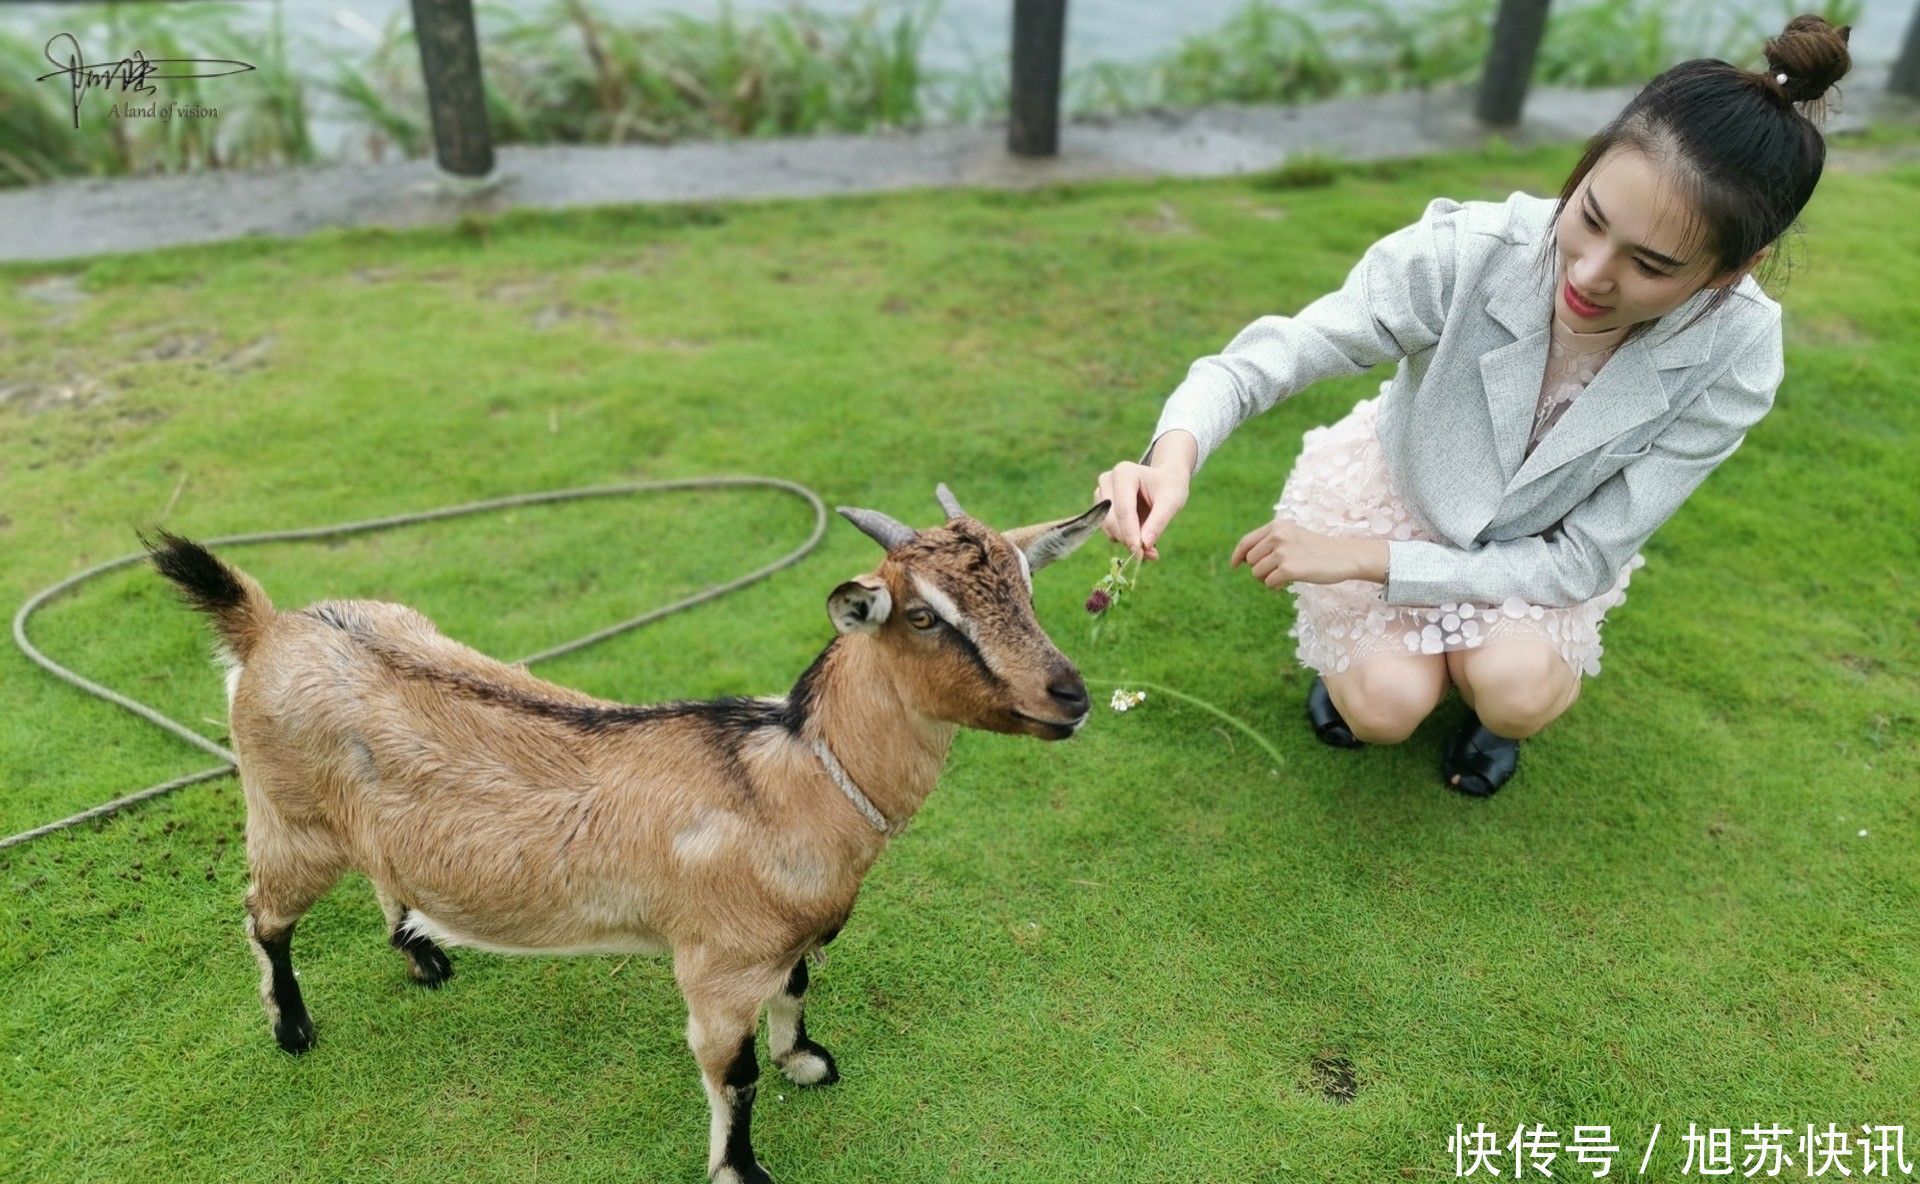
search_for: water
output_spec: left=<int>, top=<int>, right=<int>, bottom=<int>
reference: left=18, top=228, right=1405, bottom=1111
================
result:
left=9, top=0, right=1908, bottom=159
left=13, top=0, right=1906, bottom=72
left=304, top=0, right=1906, bottom=71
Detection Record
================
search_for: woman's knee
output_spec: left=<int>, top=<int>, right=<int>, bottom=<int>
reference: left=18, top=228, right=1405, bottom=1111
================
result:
left=1326, top=657, right=1447, bottom=745
left=1457, top=643, right=1579, bottom=737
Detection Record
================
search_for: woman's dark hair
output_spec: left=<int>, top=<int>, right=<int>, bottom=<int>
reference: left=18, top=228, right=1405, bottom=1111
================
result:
left=1537, top=14, right=1852, bottom=342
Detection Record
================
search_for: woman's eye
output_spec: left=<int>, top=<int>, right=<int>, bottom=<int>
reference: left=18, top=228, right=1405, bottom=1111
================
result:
left=1581, top=211, right=1601, bottom=232
left=907, top=609, right=937, bottom=630
left=1633, top=259, right=1666, bottom=277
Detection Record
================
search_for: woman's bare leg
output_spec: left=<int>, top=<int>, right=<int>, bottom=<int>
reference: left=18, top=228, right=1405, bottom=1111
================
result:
left=1446, top=642, right=1582, bottom=741
left=1321, top=653, right=1452, bottom=745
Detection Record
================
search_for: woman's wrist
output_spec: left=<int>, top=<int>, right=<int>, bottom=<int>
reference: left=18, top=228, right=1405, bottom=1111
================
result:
left=1145, top=430, right=1199, bottom=481
left=1345, top=538, right=1391, bottom=584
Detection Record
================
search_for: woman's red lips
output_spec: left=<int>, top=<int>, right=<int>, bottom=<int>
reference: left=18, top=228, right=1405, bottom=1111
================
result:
left=1564, top=281, right=1608, bottom=316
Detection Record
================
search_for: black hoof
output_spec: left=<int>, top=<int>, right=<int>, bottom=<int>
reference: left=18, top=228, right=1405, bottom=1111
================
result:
left=1442, top=714, right=1520, bottom=797
left=274, top=1014, right=315, bottom=1055
left=1307, top=676, right=1363, bottom=749
left=395, top=928, right=454, bottom=988
left=407, top=943, right=454, bottom=988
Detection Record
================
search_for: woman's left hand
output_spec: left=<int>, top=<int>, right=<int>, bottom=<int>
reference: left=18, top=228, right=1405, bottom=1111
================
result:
left=1230, top=519, right=1386, bottom=588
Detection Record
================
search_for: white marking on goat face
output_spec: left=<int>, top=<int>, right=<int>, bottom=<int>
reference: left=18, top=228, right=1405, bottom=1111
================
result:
left=911, top=575, right=970, bottom=638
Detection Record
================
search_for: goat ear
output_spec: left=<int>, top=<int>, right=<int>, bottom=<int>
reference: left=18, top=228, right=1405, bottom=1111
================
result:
left=828, top=575, right=893, bottom=635
left=1002, top=500, right=1111, bottom=573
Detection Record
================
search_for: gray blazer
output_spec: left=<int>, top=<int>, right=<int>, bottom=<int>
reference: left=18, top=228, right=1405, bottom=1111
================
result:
left=1151, top=191, right=1785, bottom=608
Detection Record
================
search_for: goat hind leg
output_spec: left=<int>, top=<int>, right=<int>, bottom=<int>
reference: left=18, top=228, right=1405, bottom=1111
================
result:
left=245, top=867, right=338, bottom=1055
left=375, top=885, right=453, bottom=988
left=769, top=957, right=838, bottom=1087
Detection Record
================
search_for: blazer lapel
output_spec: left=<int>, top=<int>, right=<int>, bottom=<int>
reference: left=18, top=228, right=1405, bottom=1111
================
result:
left=1479, top=272, right=1551, bottom=490
left=1503, top=290, right=1721, bottom=494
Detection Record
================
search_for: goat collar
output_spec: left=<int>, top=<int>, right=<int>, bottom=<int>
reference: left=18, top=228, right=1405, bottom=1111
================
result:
left=810, top=738, right=898, bottom=837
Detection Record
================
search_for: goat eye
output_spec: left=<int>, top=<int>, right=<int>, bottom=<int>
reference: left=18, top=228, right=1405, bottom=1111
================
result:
left=906, top=608, right=937, bottom=631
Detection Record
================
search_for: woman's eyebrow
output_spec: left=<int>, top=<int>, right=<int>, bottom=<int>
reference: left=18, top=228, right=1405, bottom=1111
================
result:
left=1584, top=188, right=1689, bottom=270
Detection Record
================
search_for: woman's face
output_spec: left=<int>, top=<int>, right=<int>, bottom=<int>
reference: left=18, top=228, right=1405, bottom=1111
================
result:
left=1553, top=147, right=1739, bottom=333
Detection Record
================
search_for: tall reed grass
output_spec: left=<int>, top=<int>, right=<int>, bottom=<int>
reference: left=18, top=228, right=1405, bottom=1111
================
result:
left=1069, top=0, right=1866, bottom=115
left=0, top=0, right=1872, bottom=186
left=331, top=0, right=939, bottom=156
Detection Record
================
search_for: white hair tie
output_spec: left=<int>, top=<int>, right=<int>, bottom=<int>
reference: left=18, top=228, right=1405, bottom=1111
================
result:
left=1775, top=72, right=1789, bottom=85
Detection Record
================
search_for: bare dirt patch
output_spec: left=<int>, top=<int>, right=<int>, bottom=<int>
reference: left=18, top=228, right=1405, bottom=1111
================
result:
left=1310, top=1051, right=1359, bottom=1104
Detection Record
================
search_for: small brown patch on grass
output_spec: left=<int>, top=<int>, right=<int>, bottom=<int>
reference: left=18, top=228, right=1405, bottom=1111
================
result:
left=1310, top=1051, right=1358, bottom=1104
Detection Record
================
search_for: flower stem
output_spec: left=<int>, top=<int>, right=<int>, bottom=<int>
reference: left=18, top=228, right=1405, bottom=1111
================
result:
left=1085, top=677, right=1286, bottom=771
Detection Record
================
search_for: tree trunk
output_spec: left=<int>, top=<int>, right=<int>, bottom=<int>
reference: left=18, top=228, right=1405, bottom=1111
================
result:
left=1477, top=0, right=1552, bottom=127
left=1009, top=0, right=1067, bottom=157
left=411, top=0, right=494, bottom=177
left=1891, top=2, right=1920, bottom=99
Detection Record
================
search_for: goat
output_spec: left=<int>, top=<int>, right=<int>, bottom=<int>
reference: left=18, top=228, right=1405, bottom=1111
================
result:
left=144, top=484, right=1108, bottom=1184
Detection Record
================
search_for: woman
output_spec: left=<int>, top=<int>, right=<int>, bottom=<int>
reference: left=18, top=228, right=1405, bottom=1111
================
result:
left=1093, top=17, right=1852, bottom=796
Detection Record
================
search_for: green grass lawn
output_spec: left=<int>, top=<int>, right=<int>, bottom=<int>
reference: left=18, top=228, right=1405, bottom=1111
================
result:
left=2, top=137, right=1915, bottom=1182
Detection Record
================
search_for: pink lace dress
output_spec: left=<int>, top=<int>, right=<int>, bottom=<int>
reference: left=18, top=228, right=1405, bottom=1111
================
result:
left=1274, top=316, right=1644, bottom=678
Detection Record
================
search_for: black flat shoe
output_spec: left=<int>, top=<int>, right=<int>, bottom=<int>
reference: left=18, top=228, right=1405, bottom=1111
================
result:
left=1306, top=676, right=1363, bottom=749
left=1442, top=714, right=1520, bottom=797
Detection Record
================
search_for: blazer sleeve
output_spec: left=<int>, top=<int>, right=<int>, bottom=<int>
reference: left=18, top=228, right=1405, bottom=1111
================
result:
left=1382, top=309, right=1785, bottom=608
left=1145, top=197, right=1464, bottom=471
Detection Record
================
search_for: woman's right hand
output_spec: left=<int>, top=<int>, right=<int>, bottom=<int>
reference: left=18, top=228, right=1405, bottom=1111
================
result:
left=1094, top=430, right=1197, bottom=561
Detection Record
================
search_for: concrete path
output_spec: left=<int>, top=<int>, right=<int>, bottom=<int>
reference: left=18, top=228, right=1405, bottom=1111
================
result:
left=1, top=71, right=1911, bottom=263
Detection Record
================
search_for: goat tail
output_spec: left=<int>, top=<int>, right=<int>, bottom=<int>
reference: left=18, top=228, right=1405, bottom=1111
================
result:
left=142, top=529, right=276, bottom=664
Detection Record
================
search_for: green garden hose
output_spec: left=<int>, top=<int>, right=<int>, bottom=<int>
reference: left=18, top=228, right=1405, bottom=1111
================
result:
left=7, top=477, right=1284, bottom=851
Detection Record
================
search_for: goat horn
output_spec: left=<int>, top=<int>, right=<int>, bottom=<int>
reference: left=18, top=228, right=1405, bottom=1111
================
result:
left=935, top=483, right=966, bottom=520
left=837, top=506, right=917, bottom=552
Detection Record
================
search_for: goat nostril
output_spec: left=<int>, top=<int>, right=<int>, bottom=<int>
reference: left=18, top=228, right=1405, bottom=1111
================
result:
left=1048, top=677, right=1089, bottom=714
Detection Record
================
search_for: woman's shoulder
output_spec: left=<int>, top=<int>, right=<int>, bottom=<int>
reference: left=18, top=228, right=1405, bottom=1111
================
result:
left=1452, top=191, right=1557, bottom=244
left=1398, top=192, right=1555, bottom=268
left=1716, top=275, right=1783, bottom=361
left=1725, top=273, right=1782, bottom=321
left=1661, top=274, right=1781, bottom=360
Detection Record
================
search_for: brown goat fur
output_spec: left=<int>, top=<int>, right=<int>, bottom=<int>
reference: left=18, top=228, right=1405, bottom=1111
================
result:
left=144, top=488, right=1106, bottom=1184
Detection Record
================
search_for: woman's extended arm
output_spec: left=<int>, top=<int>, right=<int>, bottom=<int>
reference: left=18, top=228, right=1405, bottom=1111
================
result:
left=1147, top=196, right=1465, bottom=475
left=1101, top=196, right=1469, bottom=556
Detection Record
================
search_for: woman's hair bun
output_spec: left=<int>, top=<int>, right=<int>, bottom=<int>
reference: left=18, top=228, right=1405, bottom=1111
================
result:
left=1763, top=14, right=1852, bottom=106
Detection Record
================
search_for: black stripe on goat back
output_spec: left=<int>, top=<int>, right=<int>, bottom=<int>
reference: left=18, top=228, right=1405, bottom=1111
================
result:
left=361, top=637, right=839, bottom=742
left=142, top=530, right=246, bottom=614
left=506, top=692, right=796, bottom=737
left=304, top=603, right=355, bottom=632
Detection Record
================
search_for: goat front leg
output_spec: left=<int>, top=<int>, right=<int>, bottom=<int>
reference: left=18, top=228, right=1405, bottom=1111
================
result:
left=681, top=970, right=777, bottom=1184
left=768, top=957, right=838, bottom=1087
